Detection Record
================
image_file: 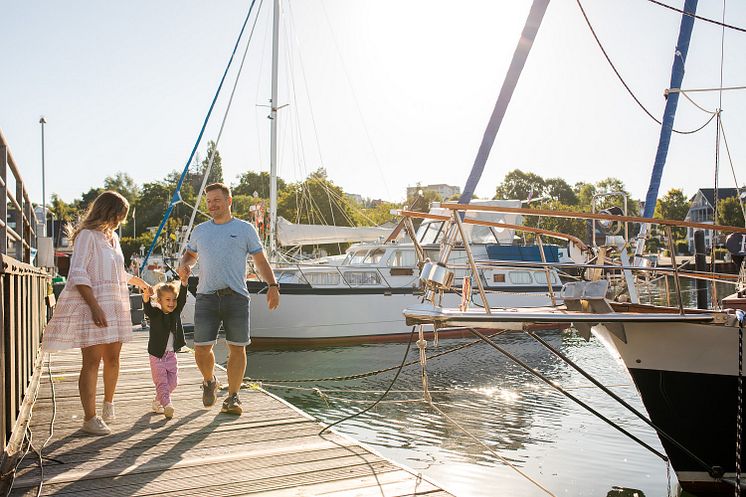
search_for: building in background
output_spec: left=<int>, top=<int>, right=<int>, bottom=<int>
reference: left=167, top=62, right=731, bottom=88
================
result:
left=406, top=183, right=460, bottom=200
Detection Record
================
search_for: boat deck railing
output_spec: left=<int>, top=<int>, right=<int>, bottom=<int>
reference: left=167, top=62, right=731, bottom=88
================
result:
left=397, top=203, right=746, bottom=314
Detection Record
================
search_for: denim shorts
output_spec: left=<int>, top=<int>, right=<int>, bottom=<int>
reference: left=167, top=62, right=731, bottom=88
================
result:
left=193, top=291, right=251, bottom=346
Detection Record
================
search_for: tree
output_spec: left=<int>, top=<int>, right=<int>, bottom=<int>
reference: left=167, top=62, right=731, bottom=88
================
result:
left=654, top=188, right=689, bottom=240
left=406, top=190, right=442, bottom=213
left=494, top=170, right=545, bottom=201
left=104, top=172, right=140, bottom=205
left=544, top=178, right=578, bottom=205
left=355, top=201, right=401, bottom=226
left=716, top=197, right=745, bottom=228
left=574, top=182, right=596, bottom=210
left=277, top=169, right=359, bottom=227
left=232, top=171, right=287, bottom=198
left=525, top=200, right=588, bottom=243
left=190, top=141, right=224, bottom=189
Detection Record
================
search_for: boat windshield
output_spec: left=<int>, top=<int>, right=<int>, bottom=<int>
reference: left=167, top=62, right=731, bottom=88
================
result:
left=417, top=221, right=445, bottom=245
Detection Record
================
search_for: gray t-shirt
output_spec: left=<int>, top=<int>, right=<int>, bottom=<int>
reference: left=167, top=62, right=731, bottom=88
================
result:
left=186, top=218, right=263, bottom=298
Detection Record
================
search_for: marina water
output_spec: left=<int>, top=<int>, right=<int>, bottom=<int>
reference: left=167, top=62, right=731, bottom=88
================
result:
left=204, top=279, right=732, bottom=496
left=243, top=331, right=670, bottom=496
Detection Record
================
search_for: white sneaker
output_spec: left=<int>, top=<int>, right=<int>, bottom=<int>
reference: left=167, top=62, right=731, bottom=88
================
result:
left=163, top=404, right=174, bottom=419
left=82, top=416, right=111, bottom=436
left=102, top=402, right=116, bottom=423
left=152, top=399, right=164, bottom=414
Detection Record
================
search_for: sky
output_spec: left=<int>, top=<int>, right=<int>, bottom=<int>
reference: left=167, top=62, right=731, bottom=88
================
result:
left=2, top=0, right=745, bottom=208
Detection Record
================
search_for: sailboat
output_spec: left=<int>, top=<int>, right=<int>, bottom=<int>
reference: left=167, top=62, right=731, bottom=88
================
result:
left=403, top=203, right=746, bottom=495
left=135, top=0, right=567, bottom=342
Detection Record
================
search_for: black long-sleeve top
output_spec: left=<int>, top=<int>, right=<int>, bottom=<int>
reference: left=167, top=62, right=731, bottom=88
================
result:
left=144, top=282, right=187, bottom=358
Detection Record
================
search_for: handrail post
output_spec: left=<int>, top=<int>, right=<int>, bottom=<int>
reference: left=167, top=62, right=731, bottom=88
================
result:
left=452, top=211, right=491, bottom=314
left=665, top=226, right=685, bottom=315
left=15, top=180, right=23, bottom=262
left=536, top=235, right=557, bottom=306
left=0, top=144, right=7, bottom=254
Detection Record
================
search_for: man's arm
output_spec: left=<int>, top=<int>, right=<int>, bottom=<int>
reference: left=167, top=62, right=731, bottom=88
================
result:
left=251, top=251, right=279, bottom=310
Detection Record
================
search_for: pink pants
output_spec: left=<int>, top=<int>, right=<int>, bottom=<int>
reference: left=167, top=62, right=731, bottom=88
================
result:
left=149, top=351, right=178, bottom=407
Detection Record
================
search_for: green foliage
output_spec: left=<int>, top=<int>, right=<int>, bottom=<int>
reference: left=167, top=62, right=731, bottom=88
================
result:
left=104, top=172, right=140, bottom=205
left=524, top=200, right=588, bottom=242
left=277, top=169, right=359, bottom=227
left=119, top=232, right=155, bottom=265
left=494, top=169, right=545, bottom=201
left=544, top=178, right=577, bottom=205
left=355, top=201, right=401, bottom=226
left=675, top=239, right=690, bottom=255
left=654, top=188, right=689, bottom=241
left=406, top=190, right=442, bottom=213
left=714, top=247, right=729, bottom=260
left=716, top=197, right=745, bottom=228
left=232, top=171, right=287, bottom=198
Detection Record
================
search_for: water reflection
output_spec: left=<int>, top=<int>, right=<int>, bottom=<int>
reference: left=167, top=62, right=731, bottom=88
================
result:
left=239, top=330, right=671, bottom=497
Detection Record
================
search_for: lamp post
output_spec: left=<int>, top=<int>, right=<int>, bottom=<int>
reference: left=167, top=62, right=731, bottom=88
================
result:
left=39, top=116, right=47, bottom=237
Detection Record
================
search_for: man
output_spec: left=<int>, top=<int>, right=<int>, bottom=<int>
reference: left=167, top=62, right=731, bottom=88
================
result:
left=179, top=183, right=280, bottom=415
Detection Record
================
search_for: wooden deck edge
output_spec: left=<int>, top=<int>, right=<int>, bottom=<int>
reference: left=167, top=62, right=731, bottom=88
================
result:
left=250, top=363, right=457, bottom=496
left=0, top=348, right=46, bottom=495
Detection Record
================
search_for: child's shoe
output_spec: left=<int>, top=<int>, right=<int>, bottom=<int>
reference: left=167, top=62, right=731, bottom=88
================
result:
left=152, top=399, right=164, bottom=414
left=102, top=401, right=116, bottom=423
left=163, top=404, right=174, bottom=419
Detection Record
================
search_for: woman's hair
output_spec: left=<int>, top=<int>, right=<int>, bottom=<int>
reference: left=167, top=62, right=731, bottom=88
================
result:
left=68, top=190, right=129, bottom=243
left=155, top=281, right=180, bottom=300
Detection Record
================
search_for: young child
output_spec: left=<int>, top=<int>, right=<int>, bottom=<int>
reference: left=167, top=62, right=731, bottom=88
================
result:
left=143, top=268, right=188, bottom=419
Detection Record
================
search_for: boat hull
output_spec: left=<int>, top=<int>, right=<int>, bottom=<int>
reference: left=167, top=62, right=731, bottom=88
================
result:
left=247, top=285, right=557, bottom=341
left=592, top=321, right=745, bottom=495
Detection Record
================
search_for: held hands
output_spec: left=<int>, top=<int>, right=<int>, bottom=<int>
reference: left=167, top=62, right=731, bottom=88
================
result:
left=177, top=266, right=190, bottom=284
left=142, top=285, right=154, bottom=302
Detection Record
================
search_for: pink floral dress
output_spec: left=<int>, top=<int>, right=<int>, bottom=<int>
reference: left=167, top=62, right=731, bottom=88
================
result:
left=43, top=229, right=134, bottom=351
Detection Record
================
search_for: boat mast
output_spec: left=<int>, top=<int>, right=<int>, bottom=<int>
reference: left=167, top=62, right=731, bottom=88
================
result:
left=268, top=0, right=280, bottom=256
left=458, top=0, right=551, bottom=205
left=635, top=0, right=698, bottom=256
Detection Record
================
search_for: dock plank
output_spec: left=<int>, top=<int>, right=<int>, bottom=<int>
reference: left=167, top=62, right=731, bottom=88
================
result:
left=9, top=333, right=451, bottom=496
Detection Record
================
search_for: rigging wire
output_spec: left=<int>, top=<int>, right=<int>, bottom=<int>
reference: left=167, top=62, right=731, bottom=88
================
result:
left=316, top=0, right=392, bottom=200
left=718, top=119, right=746, bottom=221
left=142, top=0, right=260, bottom=269
left=645, top=0, right=746, bottom=34
left=177, top=0, right=265, bottom=257
left=318, top=326, right=416, bottom=435
left=576, top=0, right=715, bottom=135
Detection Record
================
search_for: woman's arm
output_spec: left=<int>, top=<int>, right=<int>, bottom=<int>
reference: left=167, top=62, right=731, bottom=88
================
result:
left=128, top=275, right=149, bottom=290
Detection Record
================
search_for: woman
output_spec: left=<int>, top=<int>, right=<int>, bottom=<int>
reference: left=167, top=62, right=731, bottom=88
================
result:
left=43, top=191, right=149, bottom=435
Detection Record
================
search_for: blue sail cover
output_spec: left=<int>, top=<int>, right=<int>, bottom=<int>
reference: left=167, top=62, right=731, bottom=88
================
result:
left=458, top=0, right=551, bottom=205
left=642, top=0, right=698, bottom=218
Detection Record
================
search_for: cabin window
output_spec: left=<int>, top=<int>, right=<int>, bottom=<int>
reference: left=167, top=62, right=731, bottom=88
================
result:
left=303, top=272, right=341, bottom=285
left=364, top=248, right=387, bottom=264
left=343, top=271, right=382, bottom=286
left=388, top=250, right=417, bottom=267
left=493, top=273, right=506, bottom=283
left=508, top=271, right=533, bottom=285
left=534, top=271, right=557, bottom=285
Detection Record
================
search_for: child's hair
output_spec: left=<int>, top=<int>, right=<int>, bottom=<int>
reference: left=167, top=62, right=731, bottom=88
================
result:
left=154, top=281, right=180, bottom=300
left=68, top=190, right=129, bottom=243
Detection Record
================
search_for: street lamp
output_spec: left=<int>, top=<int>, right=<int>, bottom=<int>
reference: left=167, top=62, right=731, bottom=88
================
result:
left=39, top=116, right=47, bottom=237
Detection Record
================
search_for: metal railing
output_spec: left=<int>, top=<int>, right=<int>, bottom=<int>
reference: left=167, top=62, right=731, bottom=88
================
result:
left=0, top=129, right=50, bottom=491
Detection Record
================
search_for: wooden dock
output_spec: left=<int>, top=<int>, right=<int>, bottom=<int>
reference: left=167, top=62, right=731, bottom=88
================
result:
left=8, top=333, right=452, bottom=497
